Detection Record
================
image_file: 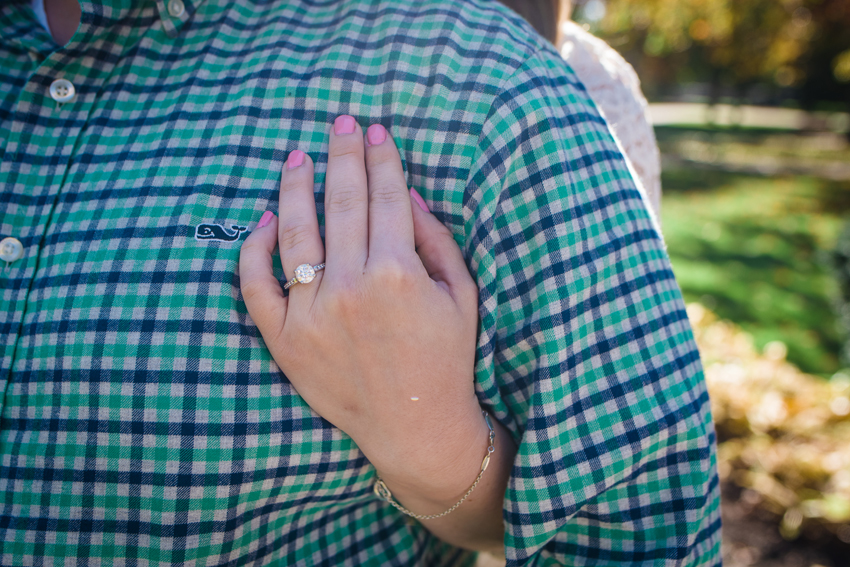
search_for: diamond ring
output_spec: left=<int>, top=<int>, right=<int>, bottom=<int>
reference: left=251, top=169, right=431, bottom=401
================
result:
left=283, top=263, right=325, bottom=290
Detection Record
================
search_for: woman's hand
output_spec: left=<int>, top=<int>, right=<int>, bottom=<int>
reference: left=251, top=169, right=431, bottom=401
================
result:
left=239, top=116, right=513, bottom=552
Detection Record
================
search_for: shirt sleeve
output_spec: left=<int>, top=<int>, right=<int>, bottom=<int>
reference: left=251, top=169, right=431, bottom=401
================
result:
left=461, top=53, right=722, bottom=566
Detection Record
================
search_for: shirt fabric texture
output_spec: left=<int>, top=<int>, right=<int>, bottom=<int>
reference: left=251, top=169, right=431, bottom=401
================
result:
left=0, top=0, right=722, bottom=565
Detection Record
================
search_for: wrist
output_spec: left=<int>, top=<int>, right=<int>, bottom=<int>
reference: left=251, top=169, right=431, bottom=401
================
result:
left=372, top=408, right=495, bottom=517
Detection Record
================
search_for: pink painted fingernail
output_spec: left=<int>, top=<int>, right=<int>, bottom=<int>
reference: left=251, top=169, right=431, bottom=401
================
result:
left=287, top=150, right=305, bottom=169
left=256, top=211, right=274, bottom=229
left=410, top=188, right=429, bottom=212
left=334, top=115, right=356, bottom=135
left=366, top=124, right=386, bottom=146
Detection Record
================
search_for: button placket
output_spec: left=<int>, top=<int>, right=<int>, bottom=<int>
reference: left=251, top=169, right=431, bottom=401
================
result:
left=49, top=78, right=76, bottom=103
left=0, top=0, right=129, bottom=400
left=0, top=237, right=24, bottom=268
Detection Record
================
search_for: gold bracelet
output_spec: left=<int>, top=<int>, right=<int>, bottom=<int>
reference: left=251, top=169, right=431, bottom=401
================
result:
left=372, top=410, right=496, bottom=521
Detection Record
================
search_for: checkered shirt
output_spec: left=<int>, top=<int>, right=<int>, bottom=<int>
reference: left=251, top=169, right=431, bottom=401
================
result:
left=0, top=0, right=722, bottom=565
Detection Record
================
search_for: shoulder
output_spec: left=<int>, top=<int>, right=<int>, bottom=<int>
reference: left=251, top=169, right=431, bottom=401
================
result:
left=229, top=0, right=570, bottom=89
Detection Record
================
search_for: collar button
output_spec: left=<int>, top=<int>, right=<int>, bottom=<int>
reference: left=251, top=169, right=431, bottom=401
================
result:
left=168, top=0, right=185, bottom=17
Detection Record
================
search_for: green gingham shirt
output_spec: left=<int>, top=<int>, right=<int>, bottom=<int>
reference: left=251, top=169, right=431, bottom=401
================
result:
left=0, top=0, right=722, bottom=564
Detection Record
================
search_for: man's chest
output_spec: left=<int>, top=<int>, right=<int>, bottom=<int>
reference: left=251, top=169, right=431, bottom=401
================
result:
left=0, top=8, right=486, bottom=544
left=0, top=14, right=385, bottom=529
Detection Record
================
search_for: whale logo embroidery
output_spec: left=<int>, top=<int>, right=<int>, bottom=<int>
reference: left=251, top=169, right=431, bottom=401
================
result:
left=195, top=224, right=248, bottom=242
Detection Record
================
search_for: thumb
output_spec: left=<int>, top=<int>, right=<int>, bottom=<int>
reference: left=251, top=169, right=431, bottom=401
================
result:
left=239, top=212, right=288, bottom=340
left=409, top=189, right=478, bottom=308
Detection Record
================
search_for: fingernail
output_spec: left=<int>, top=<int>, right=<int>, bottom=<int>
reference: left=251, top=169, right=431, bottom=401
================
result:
left=410, top=188, right=429, bottom=212
left=287, top=149, right=305, bottom=169
left=256, top=211, right=274, bottom=229
left=334, top=115, right=356, bottom=135
left=366, top=124, right=386, bottom=146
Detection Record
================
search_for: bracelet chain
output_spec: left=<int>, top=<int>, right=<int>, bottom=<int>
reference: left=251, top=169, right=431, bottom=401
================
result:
left=373, top=410, right=496, bottom=521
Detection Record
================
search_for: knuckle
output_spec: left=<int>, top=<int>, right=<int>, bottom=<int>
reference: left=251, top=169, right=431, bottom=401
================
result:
left=279, top=179, right=304, bottom=198
left=328, top=143, right=362, bottom=161
left=371, top=259, right=417, bottom=289
left=366, top=146, right=397, bottom=167
left=325, top=295, right=357, bottom=324
left=326, top=186, right=364, bottom=215
left=368, top=183, right=407, bottom=208
left=324, top=279, right=362, bottom=317
left=277, top=220, right=314, bottom=251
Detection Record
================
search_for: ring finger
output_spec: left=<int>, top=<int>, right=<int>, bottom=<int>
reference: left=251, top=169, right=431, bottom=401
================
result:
left=277, top=149, right=325, bottom=306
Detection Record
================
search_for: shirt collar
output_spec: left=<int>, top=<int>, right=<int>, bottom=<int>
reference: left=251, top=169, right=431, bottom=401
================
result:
left=152, top=0, right=202, bottom=37
left=78, top=0, right=202, bottom=38
left=79, top=0, right=135, bottom=27
left=0, top=1, right=54, bottom=53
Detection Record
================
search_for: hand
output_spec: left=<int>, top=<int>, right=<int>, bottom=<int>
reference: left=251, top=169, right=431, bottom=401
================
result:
left=239, top=117, right=494, bottom=516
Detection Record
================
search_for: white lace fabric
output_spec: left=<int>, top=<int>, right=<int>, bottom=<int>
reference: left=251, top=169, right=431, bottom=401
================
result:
left=559, top=21, right=662, bottom=217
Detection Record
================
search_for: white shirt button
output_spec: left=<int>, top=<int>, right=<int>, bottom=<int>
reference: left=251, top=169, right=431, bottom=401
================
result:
left=49, top=78, right=76, bottom=103
left=0, top=237, right=24, bottom=263
left=168, top=0, right=185, bottom=17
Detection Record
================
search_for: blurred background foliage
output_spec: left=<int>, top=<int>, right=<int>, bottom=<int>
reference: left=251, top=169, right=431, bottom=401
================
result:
left=692, top=304, right=850, bottom=566
left=574, top=0, right=850, bottom=110
left=566, top=0, right=850, bottom=379
left=658, top=131, right=850, bottom=376
left=561, top=1, right=850, bottom=564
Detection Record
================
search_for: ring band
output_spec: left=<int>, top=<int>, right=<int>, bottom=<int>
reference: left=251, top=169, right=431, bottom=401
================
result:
left=283, top=263, right=325, bottom=290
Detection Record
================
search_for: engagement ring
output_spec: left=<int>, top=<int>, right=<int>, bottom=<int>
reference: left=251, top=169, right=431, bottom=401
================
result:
left=283, top=263, right=325, bottom=290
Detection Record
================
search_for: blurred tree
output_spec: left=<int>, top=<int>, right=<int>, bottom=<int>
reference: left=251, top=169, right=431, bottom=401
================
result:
left=796, top=0, right=850, bottom=126
left=586, top=0, right=850, bottom=107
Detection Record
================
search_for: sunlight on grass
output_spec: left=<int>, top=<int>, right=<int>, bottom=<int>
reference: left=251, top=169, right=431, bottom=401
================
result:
left=662, top=171, right=850, bottom=375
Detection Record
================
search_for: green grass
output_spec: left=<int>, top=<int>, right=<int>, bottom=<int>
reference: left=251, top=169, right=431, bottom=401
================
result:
left=661, top=168, right=850, bottom=376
